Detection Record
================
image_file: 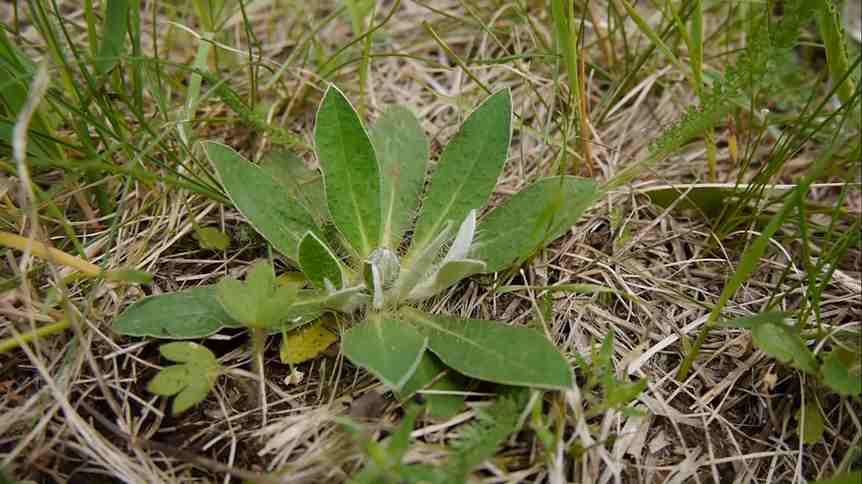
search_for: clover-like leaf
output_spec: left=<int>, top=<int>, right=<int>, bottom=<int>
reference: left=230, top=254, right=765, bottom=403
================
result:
left=342, top=316, right=428, bottom=390
left=411, top=89, right=512, bottom=254
left=147, top=342, right=221, bottom=415
left=405, top=310, right=572, bottom=390
left=471, top=176, right=600, bottom=273
left=204, top=141, right=319, bottom=261
left=314, top=85, right=382, bottom=257
left=299, top=232, right=343, bottom=289
left=370, top=106, right=430, bottom=248
left=216, top=260, right=298, bottom=328
left=113, top=286, right=238, bottom=339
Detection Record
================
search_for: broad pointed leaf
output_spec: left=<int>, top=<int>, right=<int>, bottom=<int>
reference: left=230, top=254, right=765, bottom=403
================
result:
left=406, top=311, right=572, bottom=390
left=259, top=150, right=329, bottom=223
left=342, top=317, right=427, bottom=390
left=204, top=141, right=318, bottom=261
left=751, top=322, right=817, bottom=374
left=299, top=232, right=343, bottom=289
left=471, top=176, right=600, bottom=273
left=113, top=286, right=237, bottom=339
left=398, top=352, right=466, bottom=418
left=370, top=106, right=429, bottom=247
left=314, top=86, right=382, bottom=257
left=821, top=349, right=862, bottom=396
left=411, top=89, right=512, bottom=252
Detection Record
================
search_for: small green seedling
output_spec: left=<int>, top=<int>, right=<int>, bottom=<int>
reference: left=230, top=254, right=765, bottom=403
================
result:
left=722, top=312, right=862, bottom=399
left=114, top=86, right=601, bottom=414
left=147, top=342, right=221, bottom=415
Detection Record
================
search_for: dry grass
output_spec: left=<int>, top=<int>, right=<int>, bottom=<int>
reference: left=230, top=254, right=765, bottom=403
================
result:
left=1, top=1, right=860, bottom=483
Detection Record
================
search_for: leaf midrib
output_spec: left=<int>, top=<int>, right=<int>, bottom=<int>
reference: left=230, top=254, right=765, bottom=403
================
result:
left=332, top=104, right=371, bottom=255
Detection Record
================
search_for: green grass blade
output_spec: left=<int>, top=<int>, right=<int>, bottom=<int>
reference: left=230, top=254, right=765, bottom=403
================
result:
left=94, top=0, right=129, bottom=75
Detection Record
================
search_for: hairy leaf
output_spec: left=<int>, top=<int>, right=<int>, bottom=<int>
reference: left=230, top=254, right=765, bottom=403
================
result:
left=471, top=176, right=600, bottom=273
left=259, top=150, right=329, bottom=223
left=411, top=89, right=512, bottom=252
left=406, top=311, right=572, bottom=389
left=408, top=259, right=485, bottom=301
left=315, top=86, right=381, bottom=257
left=342, top=317, right=427, bottom=390
left=204, top=142, right=318, bottom=261
left=299, top=232, right=343, bottom=289
left=370, top=106, right=429, bottom=248
left=113, top=286, right=237, bottom=339
left=398, top=352, right=466, bottom=418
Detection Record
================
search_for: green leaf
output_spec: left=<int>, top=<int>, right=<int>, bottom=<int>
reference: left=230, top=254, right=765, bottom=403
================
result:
left=113, top=286, right=237, bottom=339
left=721, top=311, right=790, bottom=329
left=411, top=89, right=512, bottom=252
left=259, top=150, right=329, bottom=223
left=796, top=401, right=826, bottom=444
left=751, top=322, right=818, bottom=375
left=471, top=176, right=600, bottom=273
left=204, top=141, right=319, bottom=261
left=299, top=232, right=343, bottom=289
left=342, top=317, right=428, bottom=390
left=406, top=311, right=572, bottom=390
left=314, top=86, right=382, bottom=257
left=193, top=226, right=230, bottom=251
left=216, top=260, right=298, bottom=328
left=370, top=106, right=429, bottom=248
left=603, top=378, right=647, bottom=410
left=821, top=349, right=862, bottom=396
left=811, top=471, right=862, bottom=484
left=95, top=0, right=129, bottom=75
left=147, top=342, right=220, bottom=415
left=398, top=352, right=466, bottom=418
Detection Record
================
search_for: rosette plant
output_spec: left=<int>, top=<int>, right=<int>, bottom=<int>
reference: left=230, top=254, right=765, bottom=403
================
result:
left=114, top=86, right=600, bottom=414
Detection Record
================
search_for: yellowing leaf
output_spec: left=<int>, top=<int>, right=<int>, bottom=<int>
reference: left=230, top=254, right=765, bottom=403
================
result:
left=796, top=401, right=825, bottom=444
left=280, top=317, right=338, bottom=364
